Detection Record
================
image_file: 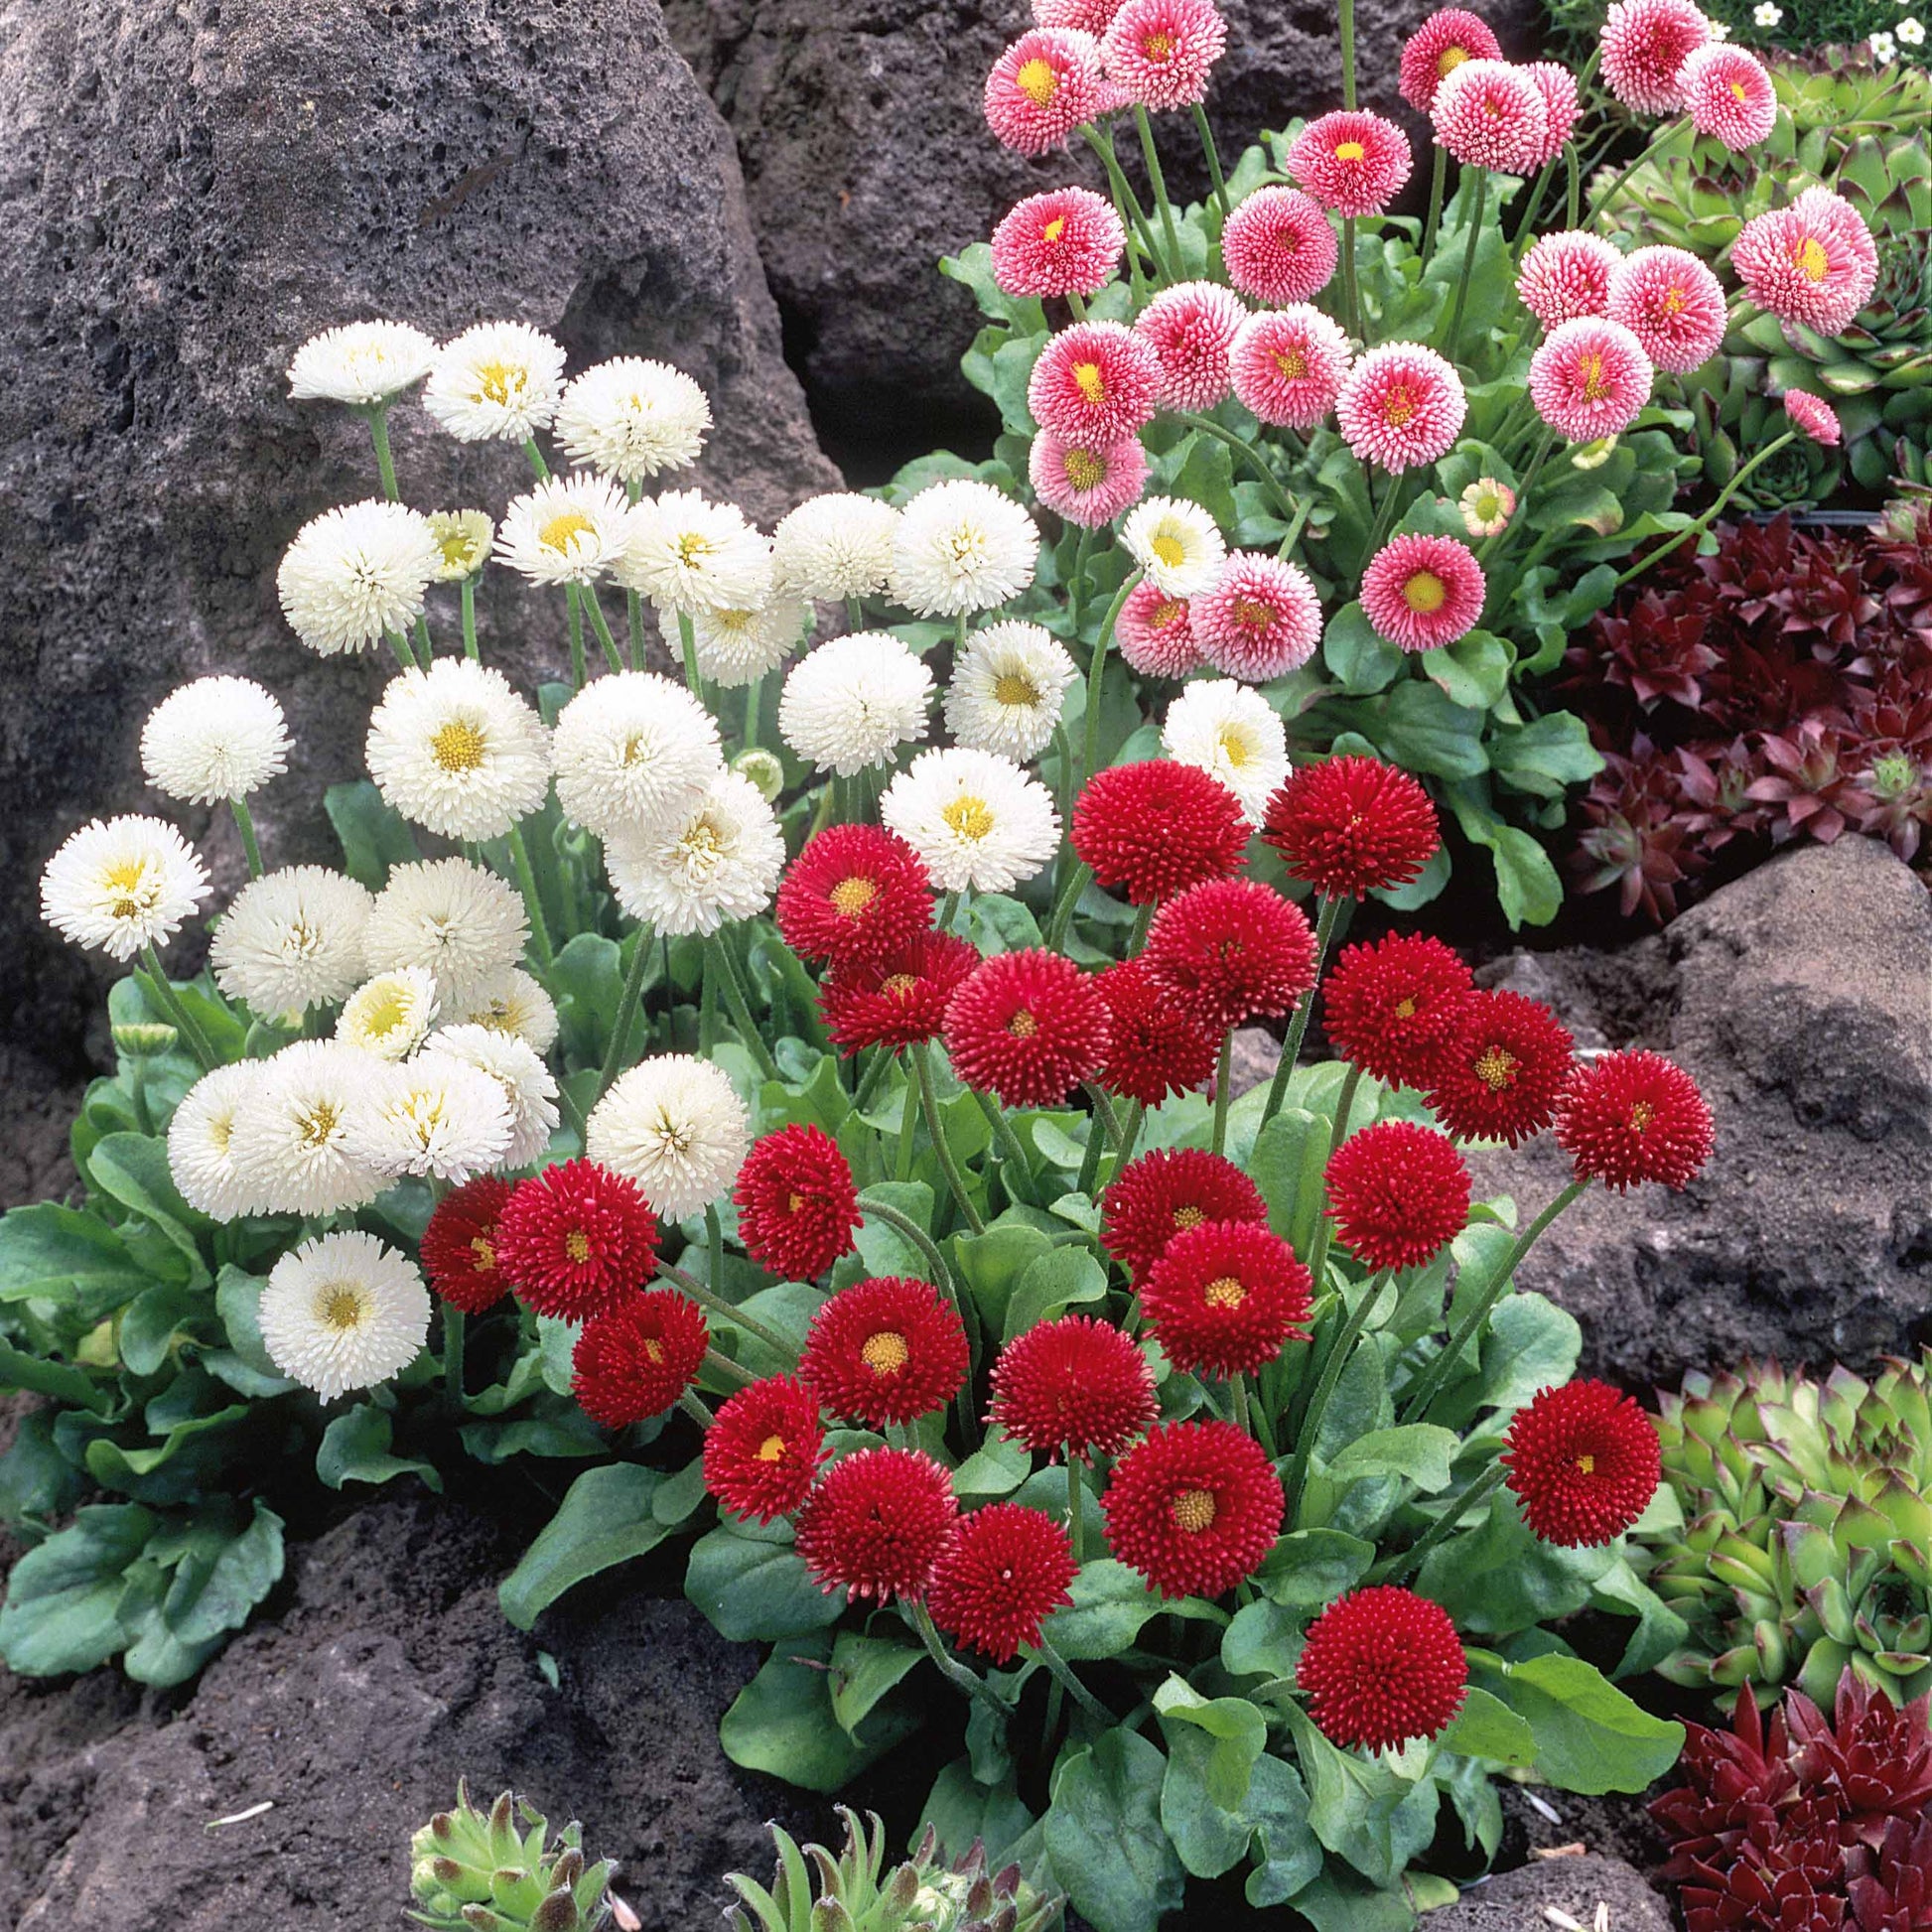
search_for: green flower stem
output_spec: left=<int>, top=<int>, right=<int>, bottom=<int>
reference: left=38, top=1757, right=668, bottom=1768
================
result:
left=1067, top=290, right=1089, bottom=322
left=1511, top=152, right=1562, bottom=255
left=1341, top=216, right=1362, bottom=341
left=366, top=407, right=400, bottom=500
left=138, top=944, right=217, bottom=1071
left=556, top=1082, right=589, bottom=1148
left=1101, top=1098, right=1144, bottom=1190
left=895, top=1069, right=919, bottom=1182
left=127, top=1057, right=155, bottom=1137
left=229, top=796, right=264, bottom=879
left=705, top=931, right=780, bottom=1084
left=1080, top=570, right=1142, bottom=795
left=1067, top=525, right=1093, bottom=635
left=853, top=1046, right=892, bottom=1113
left=1583, top=116, right=1691, bottom=230
left=1420, top=145, right=1449, bottom=262
left=661, top=1260, right=796, bottom=1357
left=703, top=1346, right=757, bottom=1390
left=1080, top=124, right=1163, bottom=289
left=743, top=673, right=763, bottom=753
left=1283, top=1271, right=1389, bottom=1526
left=565, top=585, right=588, bottom=689
left=677, top=609, right=705, bottom=702
left=597, top=922, right=653, bottom=1098
left=1565, top=137, right=1583, bottom=229
left=1084, top=1081, right=1124, bottom=1153
left=936, top=890, right=961, bottom=935
left=1339, top=0, right=1357, bottom=107
left=1126, top=899, right=1155, bottom=957
left=1170, top=413, right=1301, bottom=528
left=521, top=437, right=551, bottom=482
left=1275, top=494, right=1316, bottom=565
left=504, top=824, right=555, bottom=968
left=1066, top=1466, right=1086, bottom=1561
left=1260, top=894, right=1342, bottom=1128
left=1615, top=433, right=1800, bottom=588
left=1031, top=1633, right=1112, bottom=1724
left=414, top=614, right=436, bottom=665
left=1210, top=1030, right=1234, bottom=1158
left=974, top=1088, right=1038, bottom=1207
left=443, top=1307, right=466, bottom=1408
left=1050, top=723, right=1076, bottom=899
left=461, top=577, right=481, bottom=661
left=1363, top=468, right=1406, bottom=559
left=1190, top=102, right=1231, bottom=224
left=857, top=1191, right=971, bottom=1365
left=846, top=596, right=866, bottom=634
left=911, top=1041, right=988, bottom=1236
left=1444, top=166, right=1488, bottom=353
left=699, top=955, right=718, bottom=1055
left=1368, top=1461, right=1508, bottom=1587
left=908, top=1600, right=1011, bottom=1717
left=678, top=1388, right=717, bottom=1430
left=706, top=1203, right=726, bottom=1310
left=626, top=590, right=645, bottom=668
left=1230, top=1369, right=1251, bottom=1437
left=1045, top=861, right=1093, bottom=951
left=581, top=590, right=626, bottom=676
left=385, top=628, right=419, bottom=673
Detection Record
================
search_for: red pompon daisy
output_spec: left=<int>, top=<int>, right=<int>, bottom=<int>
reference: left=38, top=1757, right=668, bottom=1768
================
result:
left=702, top=1374, right=825, bottom=1523
left=1517, top=230, right=1619, bottom=329
left=800, top=1275, right=970, bottom=1429
left=1554, top=1048, right=1714, bottom=1192
left=1678, top=44, right=1776, bottom=151
left=1298, top=1587, right=1467, bottom=1750
left=1359, top=535, right=1485, bottom=653
left=1192, top=551, right=1323, bottom=681
left=1399, top=8, right=1503, bottom=112
left=1101, top=1146, right=1269, bottom=1282
left=1230, top=307, right=1352, bottom=432
left=1072, top=759, right=1249, bottom=904
left=1324, top=1120, right=1471, bottom=1272
left=1600, top=0, right=1709, bottom=114
left=926, top=1502, right=1079, bottom=1662
left=1504, top=1379, right=1663, bottom=1546
left=1103, top=1419, right=1283, bottom=1599
left=1030, top=430, right=1150, bottom=529
left=1732, top=188, right=1878, bottom=339
left=775, top=823, right=933, bottom=969
left=1322, top=933, right=1474, bottom=1089
left=1260, top=755, right=1441, bottom=899
left=1336, top=344, right=1466, bottom=473
left=1142, top=877, right=1317, bottom=1031
left=1607, top=246, right=1726, bottom=375
left=1142, top=1218, right=1312, bottom=1380
left=1522, top=62, right=1581, bottom=170
left=734, top=1124, right=861, bottom=1283
left=1028, top=320, right=1164, bottom=445
left=820, top=929, right=981, bottom=1057
left=496, top=1159, right=660, bottom=1321
left=571, top=1288, right=709, bottom=1428
left=1528, top=318, right=1654, bottom=442
left=1426, top=988, right=1576, bottom=1147
left=1116, top=581, right=1204, bottom=677
left=1101, top=0, right=1227, bottom=109
left=793, top=1446, right=959, bottom=1601
left=420, top=1173, right=514, bottom=1314
left=985, top=29, right=1108, bottom=156
left=1287, top=111, right=1414, bottom=217
left=1135, top=281, right=1247, bottom=413
left=990, top=1312, right=1159, bottom=1461
left=992, top=187, right=1127, bottom=298
left=942, top=948, right=1111, bottom=1108
left=1784, top=390, right=1841, bottom=447
left=1433, top=60, right=1550, bottom=176
left=1093, top=958, right=1222, bottom=1107
left=1221, top=188, right=1338, bottom=306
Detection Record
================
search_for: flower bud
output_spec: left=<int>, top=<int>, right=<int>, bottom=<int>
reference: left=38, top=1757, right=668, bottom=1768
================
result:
left=112, top=1022, right=179, bottom=1057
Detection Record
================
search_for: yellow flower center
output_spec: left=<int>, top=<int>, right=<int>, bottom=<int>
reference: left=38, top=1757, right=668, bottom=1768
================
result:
left=1580, top=352, right=1613, bottom=403
left=1216, top=727, right=1249, bottom=768
left=1394, top=996, right=1418, bottom=1019
left=1334, top=140, right=1366, bottom=162
left=1008, top=1010, right=1039, bottom=1038
left=1795, top=235, right=1831, bottom=283
left=1153, top=597, right=1187, bottom=629
left=475, top=359, right=522, bottom=406
left=1072, top=359, right=1107, bottom=406
left=540, top=509, right=598, bottom=554
left=1042, top=214, right=1068, bottom=243
left=1577, top=1452, right=1596, bottom=1475
left=1629, top=1100, right=1656, bottom=1132
left=470, top=1235, right=496, bottom=1272
left=438, top=530, right=480, bottom=570
left=1151, top=531, right=1186, bottom=567
left=1062, top=447, right=1107, bottom=490
left=676, top=531, right=717, bottom=566
left=102, top=859, right=158, bottom=923
left=361, top=986, right=412, bottom=1038
left=994, top=671, right=1043, bottom=708
left=882, top=973, right=920, bottom=998
left=757, top=1433, right=788, bottom=1462
left=1440, top=44, right=1470, bottom=74
left=862, top=1330, right=910, bottom=1375
left=318, top=1283, right=370, bottom=1332
left=1661, top=284, right=1688, bottom=317
left=1015, top=57, right=1060, bottom=106
left=643, top=1336, right=665, bottom=1364
left=942, top=794, right=995, bottom=841
left=431, top=719, right=488, bottom=772
left=1204, top=1275, right=1246, bottom=1309
left=1403, top=571, right=1449, bottom=615
left=1729, top=77, right=1749, bottom=102
left=565, top=1229, right=592, bottom=1264
left=1382, top=385, right=1418, bottom=428
left=1172, top=1487, right=1218, bottom=1533
left=830, top=876, right=878, bottom=918
left=1473, top=1044, right=1519, bottom=1091
left=1173, top=1204, right=1206, bottom=1231
left=1232, top=596, right=1277, bottom=631
left=787, top=1191, right=806, bottom=1213
left=1274, top=347, right=1309, bottom=380
left=1143, top=28, right=1174, bottom=58
left=296, top=1101, right=340, bottom=1146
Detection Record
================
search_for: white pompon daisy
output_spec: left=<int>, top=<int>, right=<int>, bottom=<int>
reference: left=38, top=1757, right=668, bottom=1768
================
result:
left=494, top=472, right=631, bottom=586
left=604, top=770, right=786, bottom=936
left=345, top=1049, right=514, bottom=1184
left=41, top=815, right=209, bottom=962
left=777, top=631, right=933, bottom=776
left=615, top=489, right=773, bottom=615
left=287, top=321, right=437, bottom=408
left=365, top=657, right=552, bottom=842
left=1122, top=495, right=1227, bottom=597
left=141, top=677, right=290, bottom=804
left=551, top=670, right=723, bottom=842
left=211, top=866, right=374, bottom=1017
left=689, top=595, right=808, bottom=688
left=277, top=500, right=442, bottom=656
left=880, top=747, right=1060, bottom=893
left=427, top=510, right=494, bottom=582
left=771, top=493, right=901, bottom=602
left=361, top=858, right=529, bottom=1010
left=422, top=321, right=567, bottom=443
left=553, top=356, right=712, bottom=482
left=449, top=966, right=561, bottom=1054
left=1162, top=678, right=1291, bottom=826
left=337, top=967, right=442, bottom=1060
left=889, top=478, right=1040, bottom=617
left=167, top=1062, right=265, bottom=1222
left=228, top=1040, right=389, bottom=1218
left=943, top=621, right=1078, bottom=761
left=259, top=1230, right=431, bottom=1401
left=587, top=1054, right=750, bottom=1221
left=429, top=1023, right=560, bottom=1168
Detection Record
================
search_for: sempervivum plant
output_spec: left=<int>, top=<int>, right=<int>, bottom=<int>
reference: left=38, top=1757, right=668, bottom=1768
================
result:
left=410, top=1783, right=614, bottom=1932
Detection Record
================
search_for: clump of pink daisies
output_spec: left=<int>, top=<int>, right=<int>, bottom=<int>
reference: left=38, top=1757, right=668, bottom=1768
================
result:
left=1398, top=7, right=1502, bottom=113
left=1599, top=0, right=1710, bottom=114
left=1101, top=0, right=1228, bottom=109
left=1030, top=432, right=1151, bottom=528
left=1433, top=60, right=1550, bottom=176
left=1677, top=44, right=1777, bottom=150
left=1517, top=230, right=1619, bottom=329
left=1606, top=246, right=1725, bottom=374
left=1230, top=307, right=1352, bottom=431
left=1028, top=320, right=1164, bottom=443
left=1116, top=581, right=1204, bottom=676
left=1221, top=187, right=1338, bottom=306
left=1732, top=187, right=1878, bottom=338
left=1360, top=535, right=1486, bottom=652
left=1528, top=317, right=1655, bottom=442
left=1192, top=552, right=1323, bottom=680
left=991, top=187, right=1126, bottom=298
left=985, top=29, right=1108, bottom=156
left=1336, top=343, right=1466, bottom=472
left=1136, top=281, right=1248, bottom=412
left=1287, top=110, right=1413, bottom=217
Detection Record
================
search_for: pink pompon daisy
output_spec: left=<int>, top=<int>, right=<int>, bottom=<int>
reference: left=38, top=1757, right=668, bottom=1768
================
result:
left=1732, top=187, right=1878, bottom=339
left=1192, top=551, right=1323, bottom=680
left=1599, top=0, right=1710, bottom=115
left=1116, top=580, right=1204, bottom=676
left=1521, top=62, right=1582, bottom=170
left=1607, top=246, right=1726, bottom=375
left=985, top=29, right=1108, bottom=157
left=1035, top=0, right=1126, bottom=28
left=1221, top=187, right=1339, bottom=306
left=1230, top=307, right=1352, bottom=431
left=1029, top=320, right=1164, bottom=444
left=1399, top=8, right=1504, bottom=113
left=1031, top=430, right=1151, bottom=528
left=1287, top=111, right=1414, bottom=218
left=992, top=187, right=1127, bottom=298
left=1101, top=0, right=1228, bottom=110
left=1359, top=535, right=1486, bottom=652
left=1336, top=344, right=1466, bottom=474
left=1678, top=44, right=1776, bottom=151
left=1783, top=390, right=1841, bottom=447
left=1528, top=318, right=1654, bottom=442
left=1517, top=230, right=1619, bottom=330
left=1136, top=281, right=1248, bottom=412
left=1432, top=60, right=1550, bottom=176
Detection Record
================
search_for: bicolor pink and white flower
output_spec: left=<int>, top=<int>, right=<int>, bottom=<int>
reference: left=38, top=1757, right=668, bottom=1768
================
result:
left=1030, top=431, right=1151, bottom=526
left=1230, top=307, right=1352, bottom=429
left=1732, top=187, right=1878, bottom=337
left=1399, top=8, right=1503, bottom=112
left=1517, top=230, right=1619, bottom=329
left=1432, top=60, right=1550, bottom=175
left=1678, top=44, right=1777, bottom=149
left=1522, top=62, right=1582, bottom=169
left=1600, top=0, right=1711, bottom=114
left=1360, top=535, right=1487, bottom=652
left=1336, top=344, right=1466, bottom=472
left=1287, top=111, right=1414, bottom=217
left=1220, top=187, right=1339, bottom=305
left=1029, top=320, right=1164, bottom=443
left=1192, top=552, right=1323, bottom=680
left=1528, top=317, right=1655, bottom=441
left=1784, top=390, right=1841, bottom=446
left=985, top=29, right=1108, bottom=155
left=992, top=188, right=1127, bottom=297
left=1607, top=246, right=1726, bottom=373
left=1101, top=0, right=1228, bottom=109
left=1116, top=581, right=1205, bottom=676
left=1136, top=281, right=1248, bottom=411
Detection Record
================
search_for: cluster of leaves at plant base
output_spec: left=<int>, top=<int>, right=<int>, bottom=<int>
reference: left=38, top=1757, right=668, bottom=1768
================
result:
left=1561, top=503, right=1932, bottom=924
left=410, top=1781, right=615, bottom=1932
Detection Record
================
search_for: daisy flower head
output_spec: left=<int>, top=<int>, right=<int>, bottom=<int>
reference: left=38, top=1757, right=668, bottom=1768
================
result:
left=1028, top=321, right=1163, bottom=446
left=1261, top=754, right=1442, bottom=897
left=771, top=493, right=900, bottom=603
left=991, top=1313, right=1159, bottom=1461
left=212, top=866, right=373, bottom=1017
left=1071, top=759, right=1249, bottom=903
left=423, top=320, right=567, bottom=442
left=1399, top=9, right=1504, bottom=111
left=1036, top=0, right=1126, bottom=23
left=553, top=356, right=711, bottom=482
left=1102, top=1146, right=1267, bottom=1282
left=228, top=1039, right=387, bottom=1218
left=167, top=1062, right=264, bottom=1222
left=1529, top=318, right=1654, bottom=441
left=141, top=677, right=289, bottom=804
left=1504, top=1379, right=1663, bottom=1546
left=1116, top=580, right=1204, bottom=676
left=1287, top=111, right=1414, bottom=217
left=1555, top=1047, right=1714, bottom=1190
left=347, top=1048, right=514, bottom=1185
left=362, top=857, right=528, bottom=1011
left=703, top=1376, right=825, bottom=1523
left=779, top=632, right=933, bottom=777
left=1142, top=1218, right=1313, bottom=1380
left=1192, top=550, right=1322, bottom=681
left=1142, top=876, right=1317, bottom=1030
left=942, top=947, right=1111, bottom=1107
left=795, top=1447, right=959, bottom=1602
left=1221, top=187, right=1339, bottom=306
left=287, top=320, right=436, bottom=407
left=1607, top=245, right=1726, bottom=373
left=427, top=510, right=494, bottom=582
left=1102, top=0, right=1228, bottom=108
left=1754, top=2, right=1780, bottom=24
left=259, top=1230, right=430, bottom=1402
left=1093, top=956, right=1222, bottom=1105
left=1870, top=28, right=1897, bottom=59
left=1426, top=986, right=1576, bottom=1146
left=735, top=1124, right=862, bottom=1282
left=617, top=488, right=771, bottom=616
left=1784, top=389, right=1841, bottom=446
left=1337, top=344, right=1467, bottom=473
left=1517, top=229, right=1620, bottom=329
left=42, top=815, right=207, bottom=963
left=944, top=621, right=1078, bottom=761
left=776, top=824, right=932, bottom=969
left=1359, top=533, right=1486, bottom=651
left=1324, top=1119, right=1471, bottom=1270
left=552, top=670, right=722, bottom=843
left=1433, top=60, right=1551, bottom=175
left=572, top=1290, right=710, bottom=1428
left=1123, top=495, right=1226, bottom=597
left=496, top=1158, right=660, bottom=1322
left=1030, top=431, right=1150, bottom=529
left=1676, top=42, right=1775, bottom=146
left=1161, top=676, right=1289, bottom=825
left=1522, top=62, right=1583, bottom=169
left=991, top=187, right=1126, bottom=298
left=890, top=478, right=1040, bottom=618
left=604, top=769, right=785, bottom=937
left=419, top=1173, right=515, bottom=1314
left=1600, top=0, right=1712, bottom=112
left=451, top=966, right=560, bottom=1054
left=985, top=27, right=1108, bottom=155
left=1103, top=1419, right=1283, bottom=1598
left=1298, top=1587, right=1467, bottom=1750
left=277, top=500, right=440, bottom=656
left=927, top=1504, right=1078, bottom=1663
left=1459, top=477, right=1516, bottom=537
left=365, top=657, right=552, bottom=843
left=1732, top=187, right=1878, bottom=337
left=588, top=1053, right=750, bottom=1221
left=494, top=471, right=631, bottom=586
left=689, top=595, right=808, bottom=689
left=881, top=747, right=1059, bottom=894
left=818, top=930, right=982, bottom=1057
left=1323, top=932, right=1474, bottom=1089
left=801, top=1276, right=970, bottom=1429
left=428, top=1022, right=560, bottom=1169
left=1229, top=306, right=1352, bottom=431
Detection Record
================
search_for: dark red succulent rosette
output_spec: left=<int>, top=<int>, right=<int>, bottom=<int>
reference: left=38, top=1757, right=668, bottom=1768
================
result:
left=775, top=822, right=933, bottom=968
left=1260, top=754, right=1441, bottom=899
left=793, top=1446, right=959, bottom=1601
left=1069, top=759, right=1250, bottom=904
left=571, top=1288, right=710, bottom=1428
left=926, top=1501, right=1078, bottom=1663
left=819, top=929, right=982, bottom=1057
left=495, top=1158, right=660, bottom=1321
left=1321, top=932, right=1474, bottom=1091
left=733, top=1123, right=862, bottom=1282
left=988, top=1313, right=1159, bottom=1463
left=702, top=1374, right=825, bottom=1523
left=1101, top=1419, right=1284, bottom=1600
left=942, top=947, right=1111, bottom=1109
left=1092, top=957, right=1221, bottom=1107
left=1140, top=1218, right=1313, bottom=1380
left=1503, top=1378, right=1662, bottom=1546
left=1101, top=1147, right=1269, bottom=1284
left=419, top=1173, right=515, bottom=1314
left=799, top=1275, right=970, bottom=1430
left=1297, top=1585, right=1468, bottom=1751
left=1425, top=988, right=1576, bottom=1148
left=1141, top=877, right=1316, bottom=1032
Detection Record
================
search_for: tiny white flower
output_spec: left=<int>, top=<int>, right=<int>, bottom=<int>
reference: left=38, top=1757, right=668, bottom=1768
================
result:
left=1123, top=496, right=1227, bottom=598
left=589, top=1054, right=750, bottom=1221
left=553, top=356, right=712, bottom=482
left=423, top=321, right=567, bottom=443
left=777, top=631, right=933, bottom=776
left=167, top=1062, right=265, bottom=1223
left=1162, top=678, right=1290, bottom=826
left=1752, top=2, right=1781, bottom=24
left=943, top=621, right=1077, bottom=762
left=615, top=489, right=772, bottom=614
left=141, top=677, right=290, bottom=804
left=890, top=478, right=1039, bottom=618
left=772, top=493, right=901, bottom=602
left=551, top=670, right=723, bottom=843
left=1871, top=28, right=1899, bottom=55
left=427, top=510, right=494, bottom=582
left=429, top=1023, right=559, bottom=1169
left=494, top=472, right=631, bottom=586
left=362, top=857, right=529, bottom=1011
left=689, top=595, right=809, bottom=688
left=880, top=746, right=1060, bottom=894
left=337, top=966, right=442, bottom=1061
left=1897, top=16, right=1924, bottom=42
left=446, top=966, right=560, bottom=1055
left=259, top=1230, right=431, bottom=1401
left=604, top=769, right=786, bottom=936
left=228, top=1039, right=389, bottom=1218
left=277, top=500, right=441, bottom=657
left=41, top=815, right=208, bottom=962
left=287, top=321, right=437, bottom=408
left=211, top=865, right=374, bottom=1017
left=346, top=1049, right=514, bottom=1184
left=1708, top=16, right=1730, bottom=36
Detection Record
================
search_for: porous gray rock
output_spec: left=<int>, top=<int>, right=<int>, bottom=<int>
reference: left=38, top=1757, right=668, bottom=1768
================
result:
left=1427, top=1853, right=1675, bottom=1930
